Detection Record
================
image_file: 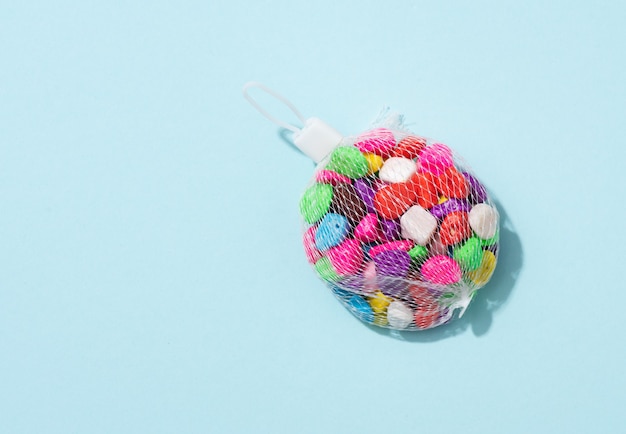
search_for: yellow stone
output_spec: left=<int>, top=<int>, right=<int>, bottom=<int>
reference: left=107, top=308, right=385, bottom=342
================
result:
left=364, top=153, right=384, bottom=174
left=467, top=250, right=497, bottom=286
left=369, top=291, right=393, bottom=314
left=438, top=196, right=448, bottom=204
left=369, top=291, right=393, bottom=325
left=373, top=315, right=388, bottom=326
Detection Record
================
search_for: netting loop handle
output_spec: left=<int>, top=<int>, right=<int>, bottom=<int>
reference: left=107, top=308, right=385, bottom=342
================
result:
left=242, top=82, right=306, bottom=133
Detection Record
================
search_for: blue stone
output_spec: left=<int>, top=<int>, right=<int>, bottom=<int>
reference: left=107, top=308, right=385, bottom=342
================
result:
left=347, top=295, right=374, bottom=323
left=315, top=213, right=350, bottom=251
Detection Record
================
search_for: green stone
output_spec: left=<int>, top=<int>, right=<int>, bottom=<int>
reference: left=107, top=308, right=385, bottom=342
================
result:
left=480, top=229, right=499, bottom=247
left=453, top=237, right=484, bottom=271
left=326, top=146, right=369, bottom=179
left=408, top=245, right=428, bottom=263
left=314, top=257, right=340, bottom=282
left=300, top=183, right=333, bottom=224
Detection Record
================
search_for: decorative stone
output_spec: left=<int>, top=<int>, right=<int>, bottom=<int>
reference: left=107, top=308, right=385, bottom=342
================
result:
left=466, top=250, right=497, bottom=286
left=315, top=169, right=352, bottom=186
left=369, top=291, right=392, bottom=314
left=411, top=172, right=439, bottom=209
left=315, top=213, right=350, bottom=251
left=326, top=146, right=369, bottom=178
left=414, top=307, right=441, bottom=330
left=469, top=203, right=499, bottom=239
left=400, top=205, right=438, bottom=246
left=386, top=301, right=413, bottom=329
left=421, top=255, right=462, bottom=285
left=434, top=166, right=469, bottom=199
left=314, top=257, right=340, bottom=281
left=430, top=198, right=471, bottom=219
left=452, top=237, right=484, bottom=271
left=439, top=211, right=471, bottom=246
left=373, top=181, right=419, bottom=220
left=417, top=143, right=454, bottom=175
left=329, top=183, right=367, bottom=225
left=326, top=239, right=364, bottom=276
left=353, top=213, right=380, bottom=243
left=303, top=226, right=322, bottom=264
left=407, top=244, right=428, bottom=263
left=354, top=128, right=396, bottom=157
left=379, top=157, right=416, bottom=183
left=463, top=172, right=487, bottom=204
left=347, top=295, right=374, bottom=323
left=368, top=240, right=414, bottom=258
left=373, top=249, right=411, bottom=278
left=362, top=261, right=377, bottom=292
left=369, top=291, right=393, bottom=326
left=300, top=183, right=333, bottom=224
left=379, top=219, right=401, bottom=241
left=364, top=153, right=384, bottom=174
left=354, top=178, right=377, bottom=214
left=391, top=136, right=426, bottom=159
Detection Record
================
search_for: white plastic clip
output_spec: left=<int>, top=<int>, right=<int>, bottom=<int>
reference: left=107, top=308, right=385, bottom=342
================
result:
left=242, top=82, right=343, bottom=163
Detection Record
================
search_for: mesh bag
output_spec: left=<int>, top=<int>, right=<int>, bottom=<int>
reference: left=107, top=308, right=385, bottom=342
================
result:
left=243, top=83, right=499, bottom=331
left=300, top=128, right=499, bottom=330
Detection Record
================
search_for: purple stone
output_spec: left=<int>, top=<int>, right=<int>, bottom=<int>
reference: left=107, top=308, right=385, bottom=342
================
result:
left=337, top=276, right=366, bottom=293
left=380, top=219, right=401, bottom=241
left=373, top=249, right=410, bottom=278
left=354, top=179, right=376, bottom=214
left=377, top=275, right=409, bottom=297
left=430, top=198, right=471, bottom=219
left=462, top=172, right=487, bottom=204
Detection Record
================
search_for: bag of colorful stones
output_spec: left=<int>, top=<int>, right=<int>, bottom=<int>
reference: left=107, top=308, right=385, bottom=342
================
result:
left=244, top=83, right=499, bottom=331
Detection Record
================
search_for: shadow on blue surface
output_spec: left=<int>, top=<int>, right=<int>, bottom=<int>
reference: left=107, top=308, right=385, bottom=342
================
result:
left=364, top=199, right=523, bottom=342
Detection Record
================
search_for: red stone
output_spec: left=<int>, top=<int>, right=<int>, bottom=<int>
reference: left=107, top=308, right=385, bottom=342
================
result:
left=373, top=182, right=418, bottom=220
left=408, top=285, right=441, bottom=329
left=414, top=308, right=440, bottom=329
left=434, top=167, right=469, bottom=199
left=439, top=211, right=471, bottom=246
left=391, top=136, right=427, bottom=159
left=410, top=172, right=438, bottom=209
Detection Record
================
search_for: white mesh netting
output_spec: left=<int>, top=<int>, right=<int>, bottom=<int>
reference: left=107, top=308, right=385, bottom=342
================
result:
left=300, top=128, right=499, bottom=330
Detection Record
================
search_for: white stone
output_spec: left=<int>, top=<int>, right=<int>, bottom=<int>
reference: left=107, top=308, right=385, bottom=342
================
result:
left=468, top=203, right=499, bottom=239
left=378, top=157, right=416, bottom=183
left=400, top=205, right=438, bottom=246
left=387, top=301, right=413, bottom=329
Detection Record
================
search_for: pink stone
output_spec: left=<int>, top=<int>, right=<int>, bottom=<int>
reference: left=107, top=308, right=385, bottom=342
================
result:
left=315, top=169, right=352, bottom=186
left=354, top=213, right=380, bottom=243
left=362, top=261, right=378, bottom=293
left=421, top=255, right=462, bottom=285
left=368, top=240, right=414, bottom=258
left=417, top=143, right=454, bottom=176
left=354, top=128, right=396, bottom=157
left=327, top=239, right=364, bottom=276
left=303, top=226, right=321, bottom=264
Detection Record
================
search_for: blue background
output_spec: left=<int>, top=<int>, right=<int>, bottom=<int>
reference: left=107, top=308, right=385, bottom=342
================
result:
left=1, top=1, right=625, bottom=433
